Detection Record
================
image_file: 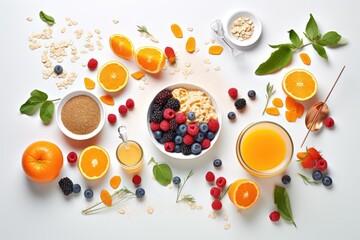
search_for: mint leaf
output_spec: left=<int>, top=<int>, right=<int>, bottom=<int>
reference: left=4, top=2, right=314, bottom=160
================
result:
left=40, top=101, right=54, bottom=123
left=288, top=30, right=302, bottom=49
left=39, top=11, right=55, bottom=26
left=153, top=163, right=172, bottom=186
left=320, top=31, right=342, bottom=46
left=305, top=14, right=319, bottom=41
left=274, top=185, right=296, bottom=227
left=20, top=96, right=44, bottom=115
left=31, top=89, right=48, bottom=102
left=269, top=43, right=295, bottom=49
left=313, top=43, right=328, bottom=59
left=255, top=46, right=292, bottom=75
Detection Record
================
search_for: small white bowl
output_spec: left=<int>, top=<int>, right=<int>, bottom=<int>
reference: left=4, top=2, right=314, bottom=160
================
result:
left=56, top=90, right=105, bottom=140
left=225, top=10, right=262, bottom=47
left=147, top=83, right=222, bottom=160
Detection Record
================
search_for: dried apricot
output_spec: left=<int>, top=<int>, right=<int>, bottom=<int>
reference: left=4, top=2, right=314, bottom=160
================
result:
left=300, top=53, right=311, bottom=65
left=170, top=24, right=183, bottom=38
left=131, top=71, right=145, bottom=80
left=100, top=95, right=115, bottom=106
left=295, top=102, right=305, bottom=118
left=272, top=98, right=283, bottom=108
left=285, top=110, right=297, bottom=122
left=186, top=37, right=196, bottom=53
left=285, top=96, right=297, bottom=111
left=84, top=77, right=95, bottom=90
left=208, top=45, right=223, bottom=55
left=265, top=107, right=280, bottom=116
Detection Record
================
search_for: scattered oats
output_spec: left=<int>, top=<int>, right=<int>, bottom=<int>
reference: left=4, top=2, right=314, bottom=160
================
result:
left=56, top=72, right=77, bottom=90
left=147, top=207, right=154, bottom=214
left=94, top=29, right=101, bottom=34
left=204, top=41, right=209, bottom=45
left=113, top=19, right=119, bottom=24
left=80, top=50, right=87, bottom=54
left=143, top=78, right=149, bottom=85
left=118, top=208, right=126, bottom=214
left=57, top=71, right=67, bottom=78
left=175, top=67, right=180, bottom=72
left=210, top=38, right=215, bottom=43
left=87, top=32, right=93, bottom=38
left=163, top=66, right=167, bottom=70
left=61, top=27, right=66, bottom=33
left=65, top=17, right=70, bottom=21
left=187, top=27, right=193, bottom=32
left=57, top=57, right=64, bottom=63
left=96, top=40, right=101, bottom=46
left=98, top=45, right=103, bottom=50
left=98, top=35, right=103, bottom=40
left=73, top=21, right=78, bottom=26
left=89, top=46, right=95, bottom=51
left=169, top=71, right=175, bottom=75
left=44, top=61, right=52, bottom=68
left=182, top=68, right=193, bottom=79
left=82, top=62, right=87, bottom=67
left=224, top=224, right=231, bottom=230
left=195, top=48, right=200, bottom=52
left=223, top=215, right=229, bottom=221
left=184, top=62, right=191, bottom=68
left=208, top=212, right=217, bottom=219
left=167, top=184, right=173, bottom=189
left=203, top=59, right=211, bottom=64
left=214, top=66, right=221, bottom=71
left=26, top=17, right=33, bottom=22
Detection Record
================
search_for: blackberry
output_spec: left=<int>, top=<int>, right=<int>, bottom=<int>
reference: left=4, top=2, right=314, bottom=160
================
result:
left=164, top=98, right=180, bottom=111
left=153, top=89, right=173, bottom=106
left=150, top=103, right=163, bottom=113
left=181, top=143, right=192, bottom=155
left=150, top=110, right=164, bottom=123
left=169, top=118, right=178, bottom=131
left=234, top=98, right=246, bottom=110
left=59, top=177, right=74, bottom=196
left=162, top=130, right=176, bottom=142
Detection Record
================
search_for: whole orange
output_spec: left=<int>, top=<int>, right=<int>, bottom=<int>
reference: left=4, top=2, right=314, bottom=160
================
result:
left=22, top=141, right=63, bottom=183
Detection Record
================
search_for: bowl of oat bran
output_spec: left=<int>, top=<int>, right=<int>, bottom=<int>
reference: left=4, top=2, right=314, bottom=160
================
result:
left=56, top=90, right=105, bottom=140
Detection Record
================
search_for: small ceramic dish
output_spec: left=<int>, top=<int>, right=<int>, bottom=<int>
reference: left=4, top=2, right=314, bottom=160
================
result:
left=56, top=90, right=105, bottom=140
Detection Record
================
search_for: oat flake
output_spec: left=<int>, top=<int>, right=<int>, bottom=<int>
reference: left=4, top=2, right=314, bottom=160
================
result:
left=224, top=224, right=231, bottom=230
left=147, top=207, right=154, bottom=214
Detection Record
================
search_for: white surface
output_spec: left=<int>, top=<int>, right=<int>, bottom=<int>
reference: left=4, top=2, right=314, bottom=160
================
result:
left=1, top=0, right=359, bottom=240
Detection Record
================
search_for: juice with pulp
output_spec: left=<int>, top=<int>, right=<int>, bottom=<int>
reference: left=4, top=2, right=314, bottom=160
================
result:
left=116, top=140, right=143, bottom=173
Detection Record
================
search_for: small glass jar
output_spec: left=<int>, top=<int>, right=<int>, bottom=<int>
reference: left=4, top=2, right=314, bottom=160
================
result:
left=116, top=140, right=143, bottom=173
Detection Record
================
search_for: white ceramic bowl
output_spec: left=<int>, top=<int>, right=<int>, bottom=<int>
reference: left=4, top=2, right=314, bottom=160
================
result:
left=147, top=83, right=222, bottom=160
left=56, top=90, right=105, bottom=140
left=225, top=10, right=262, bottom=47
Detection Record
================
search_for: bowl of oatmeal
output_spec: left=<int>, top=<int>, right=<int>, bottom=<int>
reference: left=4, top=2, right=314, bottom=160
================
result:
left=147, top=83, right=221, bottom=160
left=56, top=90, right=105, bottom=140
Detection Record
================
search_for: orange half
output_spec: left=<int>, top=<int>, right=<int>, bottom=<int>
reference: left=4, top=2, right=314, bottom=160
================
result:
left=97, top=61, right=129, bottom=92
left=78, top=146, right=110, bottom=180
left=282, top=69, right=318, bottom=101
left=228, top=179, right=260, bottom=210
left=135, top=46, right=166, bottom=74
left=109, top=34, right=134, bottom=60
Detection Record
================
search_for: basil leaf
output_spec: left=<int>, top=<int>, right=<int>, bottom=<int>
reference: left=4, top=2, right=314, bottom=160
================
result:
left=20, top=96, right=44, bottom=115
left=269, top=43, right=295, bottom=49
left=305, top=14, right=319, bottom=41
left=39, top=11, right=55, bottom=26
left=320, top=31, right=342, bottom=46
left=31, top=89, right=48, bottom=102
left=274, top=185, right=296, bottom=227
left=40, top=101, right=54, bottom=123
left=255, top=46, right=292, bottom=75
left=288, top=29, right=302, bottom=49
left=313, top=43, right=328, bottom=60
left=153, top=163, right=173, bottom=186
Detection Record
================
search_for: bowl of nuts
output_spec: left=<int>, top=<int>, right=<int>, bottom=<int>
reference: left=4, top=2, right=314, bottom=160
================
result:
left=225, top=10, right=262, bottom=47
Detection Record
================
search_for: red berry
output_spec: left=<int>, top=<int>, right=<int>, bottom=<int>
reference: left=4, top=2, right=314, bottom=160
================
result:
left=187, top=123, right=199, bottom=136
left=126, top=98, right=135, bottom=110
left=210, top=187, right=221, bottom=198
left=164, top=47, right=176, bottom=64
left=301, top=155, right=316, bottom=169
left=208, top=119, right=220, bottom=132
left=175, top=112, right=186, bottom=124
left=160, top=120, right=170, bottom=131
left=216, top=177, right=226, bottom=188
left=118, top=105, right=128, bottom=116
left=132, top=175, right=142, bottom=186
left=269, top=211, right=280, bottom=222
left=107, top=114, right=117, bottom=124
left=67, top=151, right=77, bottom=164
left=228, top=88, right=238, bottom=99
left=211, top=199, right=222, bottom=211
left=87, top=58, right=98, bottom=70
left=324, top=117, right=334, bottom=128
left=200, top=138, right=211, bottom=149
left=183, top=134, right=194, bottom=145
left=164, top=142, right=175, bottom=152
left=150, top=122, right=160, bottom=132
left=317, top=159, right=328, bottom=171
left=205, top=171, right=215, bottom=182
left=163, top=108, right=175, bottom=120
left=307, top=147, right=321, bottom=160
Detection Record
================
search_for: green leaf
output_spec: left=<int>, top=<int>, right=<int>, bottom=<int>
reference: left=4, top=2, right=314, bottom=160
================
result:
left=320, top=31, right=342, bottom=46
left=20, top=96, right=44, bottom=115
left=31, top=89, right=48, bottom=102
left=305, top=14, right=319, bottom=41
left=274, top=185, right=296, bottom=227
left=313, top=43, right=328, bottom=59
left=255, top=46, right=292, bottom=75
left=153, top=163, right=173, bottom=186
left=288, top=29, right=302, bottom=49
left=39, top=11, right=55, bottom=26
left=269, top=43, right=295, bottom=49
left=40, top=101, right=54, bottom=123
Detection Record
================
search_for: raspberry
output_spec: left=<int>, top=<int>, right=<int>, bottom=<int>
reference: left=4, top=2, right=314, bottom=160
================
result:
left=211, top=199, right=222, bottom=211
left=234, top=98, right=246, bottom=110
left=175, top=112, right=186, bottom=124
left=307, top=147, right=321, bottom=160
left=67, top=152, right=77, bottom=164
left=228, top=88, right=238, bottom=99
left=107, top=114, right=117, bottom=124
left=200, top=138, right=211, bottom=149
left=163, top=108, right=175, bottom=120
left=126, top=98, right=135, bottom=110
left=183, top=134, right=194, bottom=145
left=205, top=171, right=215, bottom=182
left=210, top=187, right=221, bottom=198
left=269, top=211, right=280, bottom=222
left=216, top=177, right=226, bottom=188
left=317, top=159, right=328, bottom=171
left=87, top=58, right=98, bottom=70
left=164, top=142, right=175, bottom=152
left=187, top=123, right=199, bottom=136
left=301, top=155, right=316, bottom=169
left=132, top=175, right=142, bottom=186
left=160, top=120, right=171, bottom=131
left=150, top=122, right=160, bottom=132
left=118, top=105, right=128, bottom=116
left=208, top=119, right=220, bottom=132
left=324, top=117, right=334, bottom=128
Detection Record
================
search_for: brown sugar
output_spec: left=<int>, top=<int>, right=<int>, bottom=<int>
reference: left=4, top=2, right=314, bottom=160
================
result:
left=61, top=95, right=100, bottom=135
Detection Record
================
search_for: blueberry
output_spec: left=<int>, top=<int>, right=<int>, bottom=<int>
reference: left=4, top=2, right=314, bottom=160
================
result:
left=179, top=124, right=187, bottom=134
left=54, top=65, right=63, bottom=75
left=187, top=112, right=195, bottom=121
left=322, top=176, right=333, bottom=187
left=173, top=176, right=181, bottom=185
left=248, top=90, right=256, bottom=99
left=206, top=131, right=215, bottom=140
left=174, top=144, right=182, bottom=153
left=191, top=143, right=202, bottom=154
left=175, top=135, right=183, bottom=144
left=135, top=188, right=145, bottom=198
left=227, top=112, right=236, bottom=120
left=213, top=159, right=222, bottom=167
left=195, top=132, right=204, bottom=142
left=72, top=183, right=81, bottom=193
left=84, top=189, right=93, bottom=198
left=176, top=128, right=181, bottom=135
left=153, top=131, right=163, bottom=140
left=281, top=175, right=291, bottom=185
left=312, top=170, right=323, bottom=181
left=199, top=122, right=209, bottom=133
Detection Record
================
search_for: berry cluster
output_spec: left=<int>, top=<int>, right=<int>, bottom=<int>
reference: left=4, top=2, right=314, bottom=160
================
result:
left=149, top=90, right=219, bottom=156
left=58, top=177, right=82, bottom=196
left=227, top=88, right=256, bottom=120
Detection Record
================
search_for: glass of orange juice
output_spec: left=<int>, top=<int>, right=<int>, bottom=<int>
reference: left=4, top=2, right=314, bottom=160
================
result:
left=236, top=121, right=293, bottom=177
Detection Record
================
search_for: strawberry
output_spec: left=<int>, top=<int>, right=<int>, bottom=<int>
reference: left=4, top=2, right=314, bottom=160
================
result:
left=164, top=47, right=176, bottom=64
left=307, top=147, right=321, bottom=160
left=300, top=155, right=316, bottom=169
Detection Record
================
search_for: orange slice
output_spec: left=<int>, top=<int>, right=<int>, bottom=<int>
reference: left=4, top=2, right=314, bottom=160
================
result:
left=228, top=179, right=260, bottom=210
left=109, top=34, right=134, bottom=60
left=78, top=146, right=110, bottom=180
left=97, top=61, right=129, bottom=92
left=282, top=69, right=318, bottom=101
left=135, top=46, right=166, bottom=74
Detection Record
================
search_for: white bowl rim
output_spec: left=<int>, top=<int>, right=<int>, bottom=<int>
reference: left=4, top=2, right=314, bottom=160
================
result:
left=56, top=90, right=105, bottom=140
left=147, top=83, right=222, bottom=160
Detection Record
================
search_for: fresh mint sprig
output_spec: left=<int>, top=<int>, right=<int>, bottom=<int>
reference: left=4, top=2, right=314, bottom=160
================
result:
left=148, top=157, right=173, bottom=186
left=262, top=82, right=276, bottom=115
left=176, top=170, right=195, bottom=203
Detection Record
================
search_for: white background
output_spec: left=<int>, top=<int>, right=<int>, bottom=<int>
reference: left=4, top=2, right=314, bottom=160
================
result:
left=1, top=0, right=359, bottom=239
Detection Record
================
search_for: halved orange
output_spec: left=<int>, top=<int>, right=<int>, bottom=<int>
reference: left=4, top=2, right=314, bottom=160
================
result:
left=97, top=61, right=129, bottom=92
left=135, top=46, right=166, bottom=74
left=228, top=179, right=260, bottom=210
left=282, top=69, right=318, bottom=101
left=109, top=34, right=134, bottom=60
left=78, top=146, right=110, bottom=180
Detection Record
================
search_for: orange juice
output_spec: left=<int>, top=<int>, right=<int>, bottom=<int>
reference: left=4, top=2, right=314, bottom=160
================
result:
left=116, top=140, right=143, bottom=173
left=236, top=121, right=293, bottom=177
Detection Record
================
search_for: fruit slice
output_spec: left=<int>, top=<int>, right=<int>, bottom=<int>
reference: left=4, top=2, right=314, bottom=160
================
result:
left=84, top=77, right=95, bottom=90
left=170, top=24, right=183, bottom=38
left=109, top=34, right=134, bottom=60
left=78, top=146, right=110, bottom=180
left=97, top=61, right=129, bottom=92
left=186, top=37, right=196, bottom=53
left=100, top=95, right=115, bottom=106
left=228, top=179, right=260, bottom=210
left=282, top=69, right=318, bottom=101
left=135, top=46, right=166, bottom=74
left=110, top=175, right=121, bottom=189
left=100, top=189, right=112, bottom=207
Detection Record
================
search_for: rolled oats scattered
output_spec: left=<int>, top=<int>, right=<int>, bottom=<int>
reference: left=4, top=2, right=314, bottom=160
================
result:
left=187, top=27, right=193, bottom=32
left=169, top=71, right=175, bottom=75
left=208, top=212, right=217, bottom=219
left=223, top=215, right=229, bottom=221
left=82, top=62, right=87, bottom=67
left=61, top=27, right=66, bottom=33
left=214, top=66, right=221, bottom=71
left=204, top=41, right=209, bottom=45
left=94, top=29, right=101, bottom=34
left=203, top=59, right=211, bottom=64
left=195, top=48, right=200, bottom=52
left=113, top=19, right=119, bottom=24
left=210, top=38, right=215, bottom=43
left=184, top=62, right=191, bottom=68
left=147, top=207, right=154, bottom=214
left=26, top=17, right=33, bottom=22
left=224, top=224, right=231, bottom=230
left=118, top=208, right=126, bottom=214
